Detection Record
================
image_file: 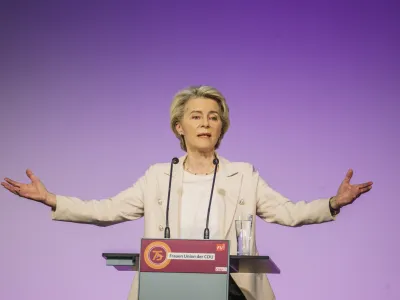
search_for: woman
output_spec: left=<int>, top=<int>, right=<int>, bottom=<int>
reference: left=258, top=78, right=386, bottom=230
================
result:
left=2, top=85, right=373, bottom=300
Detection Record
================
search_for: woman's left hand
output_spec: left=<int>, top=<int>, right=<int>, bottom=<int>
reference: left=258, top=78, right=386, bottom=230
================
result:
left=333, top=169, right=373, bottom=209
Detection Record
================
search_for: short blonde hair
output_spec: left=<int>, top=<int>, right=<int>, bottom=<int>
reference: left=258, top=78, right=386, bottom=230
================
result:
left=170, top=85, right=230, bottom=151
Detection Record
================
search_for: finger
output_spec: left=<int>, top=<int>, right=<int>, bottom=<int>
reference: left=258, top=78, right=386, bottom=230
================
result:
left=344, top=169, right=353, bottom=183
left=359, top=186, right=372, bottom=194
left=1, top=182, right=20, bottom=196
left=26, top=169, right=39, bottom=182
left=3, top=178, right=22, bottom=188
left=353, top=182, right=373, bottom=190
left=2, top=182, right=34, bottom=199
left=357, top=182, right=373, bottom=189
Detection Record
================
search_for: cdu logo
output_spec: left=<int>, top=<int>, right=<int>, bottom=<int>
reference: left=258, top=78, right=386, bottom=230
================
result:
left=144, top=241, right=172, bottom=270
left=216, top=243, right=225, bottom=251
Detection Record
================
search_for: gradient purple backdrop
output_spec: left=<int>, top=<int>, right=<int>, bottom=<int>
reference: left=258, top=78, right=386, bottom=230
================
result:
left=1, top=1, right=399, bottom=299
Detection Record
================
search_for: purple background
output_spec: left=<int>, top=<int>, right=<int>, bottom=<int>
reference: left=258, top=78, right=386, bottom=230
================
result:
left=1, top=1, right=399, bottom=299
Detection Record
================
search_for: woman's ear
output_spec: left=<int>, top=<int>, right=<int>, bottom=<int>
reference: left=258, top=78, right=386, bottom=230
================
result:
left=175, top=123, right=184, bottom=135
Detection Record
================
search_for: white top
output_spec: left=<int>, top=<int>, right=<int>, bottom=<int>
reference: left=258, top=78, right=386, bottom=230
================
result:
left=180, top=170, right=224, bottom=239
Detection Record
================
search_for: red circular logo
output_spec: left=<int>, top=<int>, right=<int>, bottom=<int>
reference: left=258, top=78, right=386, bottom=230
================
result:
left=144, top=242, right=171, bottom=270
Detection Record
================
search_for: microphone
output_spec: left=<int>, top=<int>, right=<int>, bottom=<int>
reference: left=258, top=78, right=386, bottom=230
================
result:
left=164, top=157, right=179, bottom=239
left=204, top=158, right=219, bottom=239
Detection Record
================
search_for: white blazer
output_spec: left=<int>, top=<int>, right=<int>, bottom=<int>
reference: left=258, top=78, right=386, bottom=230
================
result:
left=52, top=154, right=336, bottom=300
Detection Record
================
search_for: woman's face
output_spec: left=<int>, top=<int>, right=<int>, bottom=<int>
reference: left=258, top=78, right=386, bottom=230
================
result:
left=176, top=97, right=223, bottom=153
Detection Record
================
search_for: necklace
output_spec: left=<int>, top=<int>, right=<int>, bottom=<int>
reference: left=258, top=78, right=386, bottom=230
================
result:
left=183, top=158, right=216, bottom=175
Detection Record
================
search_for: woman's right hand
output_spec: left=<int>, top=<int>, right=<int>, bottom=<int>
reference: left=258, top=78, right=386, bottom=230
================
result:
left=1, top=169, right=56, bottom=208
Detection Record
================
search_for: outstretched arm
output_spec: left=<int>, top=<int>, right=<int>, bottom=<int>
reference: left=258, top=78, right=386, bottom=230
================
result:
left=255, top=174, right=334, bottom=227
left=254, top=167, right=372, bottom=227
left=2, top=167, right=151, bottom=227
left=51, top=179, right=146, bottom=227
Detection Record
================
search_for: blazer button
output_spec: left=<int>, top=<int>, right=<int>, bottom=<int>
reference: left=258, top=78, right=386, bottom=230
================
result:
left=158, top=199, right=162, bottom=205
left=159, top=225, right=164, bottom=231
left=239, top=199, right=244, bottom=205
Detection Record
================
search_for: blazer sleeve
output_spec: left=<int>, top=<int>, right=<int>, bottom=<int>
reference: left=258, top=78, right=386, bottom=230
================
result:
left=51, top=166, right=152, bottom=227
left=254, top=166, right=336, bottom=227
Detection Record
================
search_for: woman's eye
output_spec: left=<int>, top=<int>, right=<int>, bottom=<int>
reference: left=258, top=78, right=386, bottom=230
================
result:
left=210, top=116, right=218, bottom=121
left=192, top=115, right=200, bottom=119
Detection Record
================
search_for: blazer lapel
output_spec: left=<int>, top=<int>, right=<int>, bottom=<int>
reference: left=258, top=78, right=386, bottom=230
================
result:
left=215, top=156, right=243, bottom=239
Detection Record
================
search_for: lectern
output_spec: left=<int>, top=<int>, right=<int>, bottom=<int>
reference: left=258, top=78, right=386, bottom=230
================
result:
left=102, top=238, right=280, bottom=300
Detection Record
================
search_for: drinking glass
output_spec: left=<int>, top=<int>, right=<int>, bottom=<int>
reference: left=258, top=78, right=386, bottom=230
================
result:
left=235, top=220, right=252, bottom=255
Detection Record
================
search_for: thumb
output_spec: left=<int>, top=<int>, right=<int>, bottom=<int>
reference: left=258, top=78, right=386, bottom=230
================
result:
left=26, top=169, right=39, bottom=183
left=344, top=169, right=353, bottom=183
